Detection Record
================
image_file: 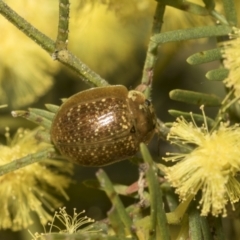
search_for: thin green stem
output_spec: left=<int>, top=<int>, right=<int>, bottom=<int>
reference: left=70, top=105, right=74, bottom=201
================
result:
left=55, top=0, right=70, bottom=51
left=221, top=96, right=240, bottom=113
left=200, top=217, right=212, bottom=240
left=0, top=0, right=109, bottom=87
left=140, top=143, right=170, bottom=240
left=141, top=2, right=165, bottom=98
left=189, top=207, right=202, bottom=240
left=140, top=164, right=157, bottom=239
left=55, top=50, right=109, bottom=87
left=151, top=2, right=165, bottom=36
left=96, top=169, right=137, bottom=238
left=0, top=148, right=55, bottom=176
left=222, top=0, right=237, bottom=26
left=108, top=208, right=126, bottom=238
left=156, top=182, right=170, bottom=240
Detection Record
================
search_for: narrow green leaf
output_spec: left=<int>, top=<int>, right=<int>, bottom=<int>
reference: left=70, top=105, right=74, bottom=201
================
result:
left=222, top=0, right=238, bottom=26
left=12, top=110, right=52, bottom=129
left=168, top=109, right=215, bottom=127
left=108, top=208, right=126, bottom=238
left=29, top=108, right=55, bottom=122
left=187, top=48, right=222, bottom=65
left=141, top=2, right=165, bottom=96
left=55, top=0, right=70, bottom=51
left=0, top=148, right=55, bottom=177
left=140, top=144, right=157, bottom=240
left=45, top=104, right=60, bottom=114
left=200, top=217, right=212, bottom=240
left=189, top=207, right=202, bottom=240
left=140, top=143, right=170, bottom=240
left=206, top=68, right=229, bottom=81
left=151, top=25, right=232, bottom=44
left=169, top=89, right=221, bottom=106
left=96, top=170, right=137, bottom=238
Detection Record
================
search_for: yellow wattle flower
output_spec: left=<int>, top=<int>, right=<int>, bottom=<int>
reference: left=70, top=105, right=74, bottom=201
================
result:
left=31, top=207, right=96, bottom=239
left=222, top=27, right=240, bottom=99
left=0, top=128, right=73, bottom=231
left=161, top=113, right=240, bottom=217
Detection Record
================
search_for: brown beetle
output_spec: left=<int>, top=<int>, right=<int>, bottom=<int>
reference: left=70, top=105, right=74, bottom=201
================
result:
left=51, top=85, right=156, bottom=166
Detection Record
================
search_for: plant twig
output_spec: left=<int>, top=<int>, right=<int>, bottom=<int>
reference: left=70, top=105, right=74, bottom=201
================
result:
left=96, top=169, right=137, bottom=238
left=200, top=217, right=212, bottom=240
left=0, top=148, right=55, bottom=176
left=222, top=0, right=237, bottom=26
left=140, top=143, right=170, bottom=240
left=189, top=207, right=202, bottom=240
left=55, top=0, right=70, bottom=51
left=140, top=2, right=165, bottom=98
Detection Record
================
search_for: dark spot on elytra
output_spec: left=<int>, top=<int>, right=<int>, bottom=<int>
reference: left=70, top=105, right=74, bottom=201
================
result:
left=130, top=126, right=136, bottom=133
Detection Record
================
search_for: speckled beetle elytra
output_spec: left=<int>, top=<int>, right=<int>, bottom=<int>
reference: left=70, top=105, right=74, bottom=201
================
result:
left=50, top=85, right=156, bottom=166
